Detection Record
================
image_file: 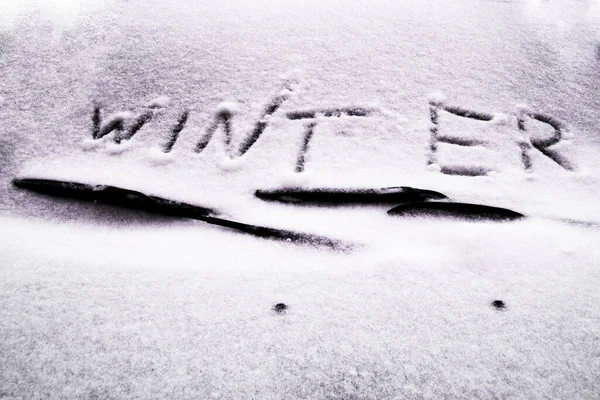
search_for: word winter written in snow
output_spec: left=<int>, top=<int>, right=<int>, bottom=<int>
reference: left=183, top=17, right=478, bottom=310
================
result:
left=86, top=87, right=575, bottom=176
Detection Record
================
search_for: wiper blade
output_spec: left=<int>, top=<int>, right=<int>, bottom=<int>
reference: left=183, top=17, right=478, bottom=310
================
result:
left=13, top=178, right=217, bottom=218
left=387, top=201, right=525, bottom=221
left=12, top=178, right=353, bottom=250
left=255, top=186, right=447, bottom=205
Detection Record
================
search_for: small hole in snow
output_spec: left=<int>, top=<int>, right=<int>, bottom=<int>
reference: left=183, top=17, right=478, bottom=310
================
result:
left=273, top=303, right=288, bottom=314
left=492, top=300, right=506, bottom=310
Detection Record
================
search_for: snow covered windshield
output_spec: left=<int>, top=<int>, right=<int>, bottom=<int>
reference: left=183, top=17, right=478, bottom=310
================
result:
left=1, top=0, right=599, bottom=398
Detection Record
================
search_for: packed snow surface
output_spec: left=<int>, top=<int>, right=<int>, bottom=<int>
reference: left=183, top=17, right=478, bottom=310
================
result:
left=1, top=0, right=600, bottom=398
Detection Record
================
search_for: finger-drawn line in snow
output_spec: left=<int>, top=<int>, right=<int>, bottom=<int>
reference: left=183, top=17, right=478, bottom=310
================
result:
left=515, top=109, right=575, bottom=171
left=428, top=94, right=575, bottom=175
left=285, top=107, right=374, bottom=172
left=87, top=82, right=575, bottom=176
left=90, top=87, right=374, bottom=171
left=164, top=110, right=189, bottom=153
left=194, top=80, right=296, bottom=157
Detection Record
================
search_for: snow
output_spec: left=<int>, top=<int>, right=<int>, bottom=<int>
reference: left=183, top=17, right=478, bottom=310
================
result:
left=215, top=101, right=239, bottom=118
left=147, top=145, right=174, bottom=165
left=101, top=111, right=133, bottom=125
left=428, top=91, right=447, bottom=106
left=1, top=0, right=600, bottom=398
left=145, top=95, right=170, bottom=109
left=81, top=136, right=107, bottom=150
left=217, top=155, right=246, bottom=172
left=2, top=214, right=600, bottom=398
left=105, top=139, right=134, bottom=155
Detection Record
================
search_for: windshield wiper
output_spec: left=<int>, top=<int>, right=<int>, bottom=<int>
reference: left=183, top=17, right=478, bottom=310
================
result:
left=387, top=201, right=525, bottom=221
left=12, top=178, right=353, bottom=251
left=255, top=186, right=447, bottom=205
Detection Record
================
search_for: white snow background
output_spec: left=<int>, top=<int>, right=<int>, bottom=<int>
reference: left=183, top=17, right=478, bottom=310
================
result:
left=1, top=0, right=600, bottom=398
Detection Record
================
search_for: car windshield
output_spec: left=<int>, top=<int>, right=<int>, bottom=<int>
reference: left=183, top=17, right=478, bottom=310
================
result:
left=1, top=0, right=599, bottom=398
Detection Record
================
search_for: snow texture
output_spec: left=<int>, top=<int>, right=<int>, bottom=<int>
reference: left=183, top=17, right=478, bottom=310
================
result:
left=1, top=0, right=600, bottom=398
left=145, top=95, right=170, bottom=109
left=428, top=91, right=447, bottom=106
left=215, top=101, right=239, bottom=117
left=147, top=145, right=174, bottom=165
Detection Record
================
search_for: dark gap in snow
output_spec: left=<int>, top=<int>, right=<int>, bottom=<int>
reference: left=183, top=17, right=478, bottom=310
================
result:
left=288, top=110, right=317, bottom=120
left=427, top=101, right=499, bottom=173
left=163, top=110, right=189, bottom=153
left=286, top=107, right=372, bottom=120
left=553, top=218, right=600, bottom=229
left=295, top=121, right=317, bottom=173
left=221, top=114, right=234, bottom=157
left=91, top=104, right=101, bottom=139
left=527, top=112, right=565, bottom=149
left=431, top=99, right=573, bottom=173
left=440, top=165, right=491, bottom=176
left=387, top=201, right=525, bottom=221
left=97, top=115, right=125, bottom=140
left=519, top=141, right=533, bottom=171
left=237, top=91, right=293, bottom=156
left=239, top=120, right=266, bottom=155
left=194, top=90, right=289, bottom=157
left=534, top=146, right=576, bottom=171
left=436, top=135, right=487, bottom=147
left=194, top=118, right=220, bottom=153
left=517, top=118, right=533, bottom=171
left=491, top=300, right=506, bottom=310
left=123, top=110, right=153, bottom=141
left=285, top=107, right=373, bottom=172
left=273, top=303, right=288, bottom=314
left=427, top=105, right=439, bottom=165
left=255, top=187, right=447, bottom=205
left=262, top=92, right=289, bottom=116
left=442, top=105, right=494, bottom=121
left=520, top=112, right=574, bottom=171
left=192, top=107, right=233, bottom=155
